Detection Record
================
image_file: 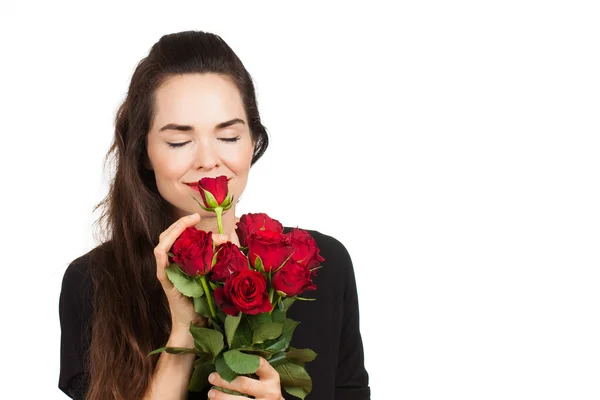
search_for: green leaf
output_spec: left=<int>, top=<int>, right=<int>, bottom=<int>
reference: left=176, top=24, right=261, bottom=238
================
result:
left=148, top=346, right=209, bottom=357
left=190, top=194, right=212, bottom=212
left=211, top=248, right=220, bottom=267
left=275, top=362, right=313, bottom=393
left=189, top=326, right=224, bottom=361
left=203, top=189, right=220, bottom=208
left=254, top=254, right=265, bottom=272
left=252, top=322, right=284, bottom=344
left=225, top=313, right=242, bottom=347
left=215, top=354, right=238, bottom=383
left=282, top=297, right=296, bottom=311
left=165, top=264, right=204, bottom=298
left=216, top=308, right=227, bottom=324
left=271, top=305, right=286, bottom=323
left=230, top=317, right=252, bottom=348
left=223, top=349, right=261, bottom=374
left=147, top=347, right=168, bottom=356
left=188, top=360, right=215, bottom=392
left=234, top=347, right=275, bottom=359
left=165, top=347, right=203, bottom=355
left=283, top=385, right=310, bottom=399
left=267, top=351, right=288, bottom=367
left=263, top=335, right=288, bottom=353
left=260, top=318, right=298, bottom=352
left=193, top=296, right=210, bottom=317
left=247, top=312, right=272, bottom=331
left=280, top=318, right=300, bottom=348
left=293, top=296, right=316, bottom=301
left=286, top=347, right=317, bottom=363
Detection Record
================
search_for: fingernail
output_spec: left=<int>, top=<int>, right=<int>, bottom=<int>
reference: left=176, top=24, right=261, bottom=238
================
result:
left=208, top=373, right=215, bottom=382
left=208, top=389, right=215, bottom=398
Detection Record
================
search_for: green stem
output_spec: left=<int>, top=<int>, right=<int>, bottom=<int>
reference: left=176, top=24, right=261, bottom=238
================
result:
left=269, top=291, right=281, bottom=314
left=268, top=351, right=288, bottom=368
left=215, top=207, right=224, bottom=234
left=268, top=287, right=275, bottom=314
left=199, top=276, right=217, bottom=319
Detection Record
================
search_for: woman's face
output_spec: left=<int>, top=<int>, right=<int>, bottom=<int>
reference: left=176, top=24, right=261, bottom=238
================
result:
left=146, top=73, right=255, bottom=219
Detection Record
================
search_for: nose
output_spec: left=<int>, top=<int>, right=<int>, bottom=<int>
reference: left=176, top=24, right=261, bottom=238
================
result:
left=193, top=137, right=220, bottom=170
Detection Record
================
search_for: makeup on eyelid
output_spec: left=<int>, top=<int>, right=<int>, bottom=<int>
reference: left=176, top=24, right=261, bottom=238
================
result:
left=167, top=136, right=241, bottom=148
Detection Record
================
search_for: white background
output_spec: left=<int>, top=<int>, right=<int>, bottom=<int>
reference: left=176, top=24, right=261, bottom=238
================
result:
left=1, top=1, right=599, bottom=399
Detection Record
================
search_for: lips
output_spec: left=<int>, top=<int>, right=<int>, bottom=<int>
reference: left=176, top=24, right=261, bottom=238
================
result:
left=185, top=177, right=232, bottom=188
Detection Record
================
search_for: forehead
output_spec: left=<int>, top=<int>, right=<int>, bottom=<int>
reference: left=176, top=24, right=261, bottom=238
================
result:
left=152, top=73, right=245, bottom=128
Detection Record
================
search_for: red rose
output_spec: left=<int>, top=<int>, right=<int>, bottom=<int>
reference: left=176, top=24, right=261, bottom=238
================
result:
left=213, top=270, right=272, bottom=316
left=235, top=213, right=284, bottom=247
left=210, top=242, right=249, bottom=282
left=286, top=228, right=325, bottom=271
left=198, top=176, right=230, bottom=207
left=247, top=230, right=294, bottom=273
left=272, top=259, right=316, bottom=297
left=170, top=227, right=214, bottom=276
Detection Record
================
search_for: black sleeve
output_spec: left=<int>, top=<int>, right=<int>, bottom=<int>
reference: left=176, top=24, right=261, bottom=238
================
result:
left=335, top=243, right=371, bottom=400
left=58, top=256, right=92, bottom=399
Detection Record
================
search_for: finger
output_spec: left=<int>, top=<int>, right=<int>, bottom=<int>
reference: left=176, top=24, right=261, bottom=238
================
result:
left=156, top=213, right=200, bottom=255
left=209, top=372, right=259, bottom=398
left=207, top=387, right=247, bottom=399
left=164, top=212, right=201, bottom=236
left=164, top=213, right=201, bottom=244
left=153, top=247, right=170, bottom=284
left=213, top=233, right=229, bottom=247
left=254, top=356, right=280, bottom=382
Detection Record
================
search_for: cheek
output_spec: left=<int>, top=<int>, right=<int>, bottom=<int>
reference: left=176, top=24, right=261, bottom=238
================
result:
left=152, top=151, right=191, bottom=181
left=223, top=140, right=254, bottom=171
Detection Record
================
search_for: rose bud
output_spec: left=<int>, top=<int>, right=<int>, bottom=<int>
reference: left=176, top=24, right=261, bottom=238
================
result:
left=285, top=228, right=325, bottom=271
left=169, top=227, right=214, bottom=276
left=194, top=175, right=234, bottom=211
left=272, top=258, right=316, bottom=297
left=210, top=242, right=249, bottom=282
left=213, top=270, right=272, bottom=316
left=235, top=213, right=284, bottom=247
left=246, top=230, right=294, bottom=273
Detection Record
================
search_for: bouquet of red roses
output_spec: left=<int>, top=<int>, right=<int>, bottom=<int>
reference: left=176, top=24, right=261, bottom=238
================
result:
left=149, top=176, right=324, bottom=399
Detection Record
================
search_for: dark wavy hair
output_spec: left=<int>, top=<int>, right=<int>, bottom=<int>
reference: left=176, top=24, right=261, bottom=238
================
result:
left=85, top=30, right=269, bottom=399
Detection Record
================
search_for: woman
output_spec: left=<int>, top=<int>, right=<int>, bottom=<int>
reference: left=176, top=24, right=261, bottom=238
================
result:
left=58, top=30, right=370, bottom=399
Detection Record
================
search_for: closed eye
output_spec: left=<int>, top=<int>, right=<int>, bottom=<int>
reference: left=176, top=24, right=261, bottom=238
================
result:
left=167, top=136, right=241, bottom=148
left=166, top=141, right=189, bottom=148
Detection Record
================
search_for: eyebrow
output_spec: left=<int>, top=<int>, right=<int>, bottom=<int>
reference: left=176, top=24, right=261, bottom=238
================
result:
left=158, top=118, right=246, bottom=133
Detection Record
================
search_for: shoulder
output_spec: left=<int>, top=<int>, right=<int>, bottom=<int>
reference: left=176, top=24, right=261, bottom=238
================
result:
left=59, top=241, right=112, bottom=314
left=61, top=242, right=108, bottom=287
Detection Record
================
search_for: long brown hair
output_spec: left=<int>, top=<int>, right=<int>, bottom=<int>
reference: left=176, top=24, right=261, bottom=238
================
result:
left=85, top=30, right=270, bottom=399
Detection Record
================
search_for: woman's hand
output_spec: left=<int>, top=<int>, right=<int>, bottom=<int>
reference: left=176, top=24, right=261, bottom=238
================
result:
left=207, top=357, right=284, bottom=399
left=153, top=213, right=230, bottom=333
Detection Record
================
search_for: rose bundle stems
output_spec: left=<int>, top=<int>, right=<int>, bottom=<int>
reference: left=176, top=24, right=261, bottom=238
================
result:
left=148, top=175, right=325, bottom=399
left=199, top=275, right=217, bottom=318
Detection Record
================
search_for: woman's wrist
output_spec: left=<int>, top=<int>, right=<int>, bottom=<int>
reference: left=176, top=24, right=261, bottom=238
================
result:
left=168, top=325, right=195, bottom=348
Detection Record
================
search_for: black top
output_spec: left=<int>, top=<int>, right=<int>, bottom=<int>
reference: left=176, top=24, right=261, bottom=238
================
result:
left=58, top=227, right=370, bottom=399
